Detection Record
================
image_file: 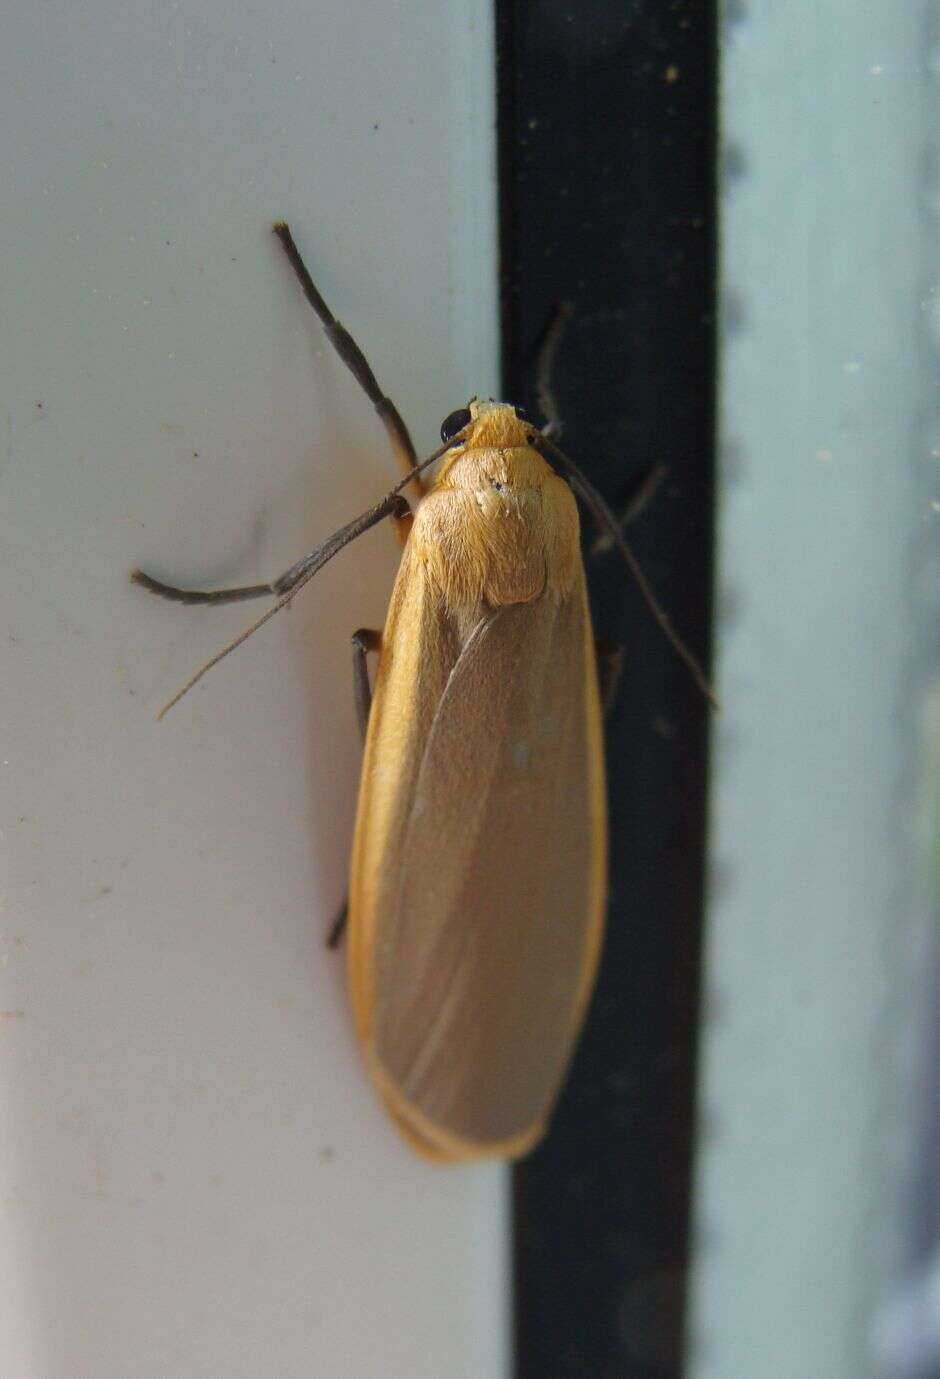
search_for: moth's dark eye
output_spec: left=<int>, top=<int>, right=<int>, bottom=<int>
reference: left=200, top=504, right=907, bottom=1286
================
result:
left=514, top=404, right=531, bottom=423
left=440, top=407, right=472, bottom=443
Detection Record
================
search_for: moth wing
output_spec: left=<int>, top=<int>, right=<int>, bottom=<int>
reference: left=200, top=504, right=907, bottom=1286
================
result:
left=357, top=565, right=606, bottom=1160
left=347, top=540, right=462, bottom=1037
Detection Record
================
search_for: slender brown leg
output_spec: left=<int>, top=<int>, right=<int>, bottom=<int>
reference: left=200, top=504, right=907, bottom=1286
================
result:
left=589, top=463, right=668, bottom=557
left=535, top=431, right=717, bottom=708
left=326, top=899, right=348, bottom=950
left=273, top=222, right=425, bottom=501
left=596, top=639, right=625, bottom=717
left=131, top=217, right=461, bottom=719
left=326, top=625, right=381, bottom=949
left=351, top=627, right=381, bottom=743
left=531, top=302, right=666, bottom=552
left=531, top=310, right=648, bottom=717
left=390, top=504, right=414, bottom=547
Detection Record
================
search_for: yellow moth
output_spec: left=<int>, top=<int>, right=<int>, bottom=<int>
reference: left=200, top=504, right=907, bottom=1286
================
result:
left=133, top=223, right=713, bottom=1163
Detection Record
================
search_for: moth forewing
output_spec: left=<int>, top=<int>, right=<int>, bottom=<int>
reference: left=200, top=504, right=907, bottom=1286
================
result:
left=347, top=406, right=607, bottom=1162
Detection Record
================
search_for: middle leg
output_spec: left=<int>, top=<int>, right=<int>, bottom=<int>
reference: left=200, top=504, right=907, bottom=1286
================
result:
left=327, top=624, right=382, bottom=949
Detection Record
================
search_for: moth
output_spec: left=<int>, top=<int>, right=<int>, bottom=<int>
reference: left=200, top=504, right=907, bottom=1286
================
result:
left=133, top=223, right=712, bottom=1162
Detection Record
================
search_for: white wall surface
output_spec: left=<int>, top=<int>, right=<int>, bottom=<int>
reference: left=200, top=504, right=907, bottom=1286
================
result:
left=0, top=3, right=506, bottom=1377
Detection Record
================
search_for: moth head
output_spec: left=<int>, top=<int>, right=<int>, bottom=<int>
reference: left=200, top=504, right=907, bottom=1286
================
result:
left=439, top=399, right=535, bottom=450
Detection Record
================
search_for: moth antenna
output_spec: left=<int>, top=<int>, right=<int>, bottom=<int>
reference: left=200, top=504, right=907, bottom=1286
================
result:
left=156, top=601, right=283, bottom=720
left=535, top=433, right=718, bottom=709
left=153, top=437, right=456, bottom=719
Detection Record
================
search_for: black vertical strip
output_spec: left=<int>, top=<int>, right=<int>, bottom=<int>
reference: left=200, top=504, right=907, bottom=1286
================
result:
left=498, top=4, right=717, bottom=1378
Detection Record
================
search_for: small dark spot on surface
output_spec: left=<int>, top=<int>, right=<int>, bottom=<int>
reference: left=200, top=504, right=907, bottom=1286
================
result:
left=96, top=884, right=113, bottom=900
left=193, top=451, right=199, bottom=458
left=372, top=122, right=379, bottom=131
left=36, top=401, right=44, bottom=411
left=319, top=1147, right=335, bottom=1162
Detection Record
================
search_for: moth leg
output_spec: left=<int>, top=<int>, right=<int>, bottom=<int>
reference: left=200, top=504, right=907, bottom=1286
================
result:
left=390, top=502, right=414, bottom=547
left=596, top=638, right=625, bottom=717
left=326, top=625, right=382, bottom=950
left=351, top=627, right=382, bottom=742
left=536, top=430, right=718, bottom=708
left=131, top=501, right=412, bottom=608
left=529, top=301, right=665, bottom=551
left=326, top=897, right=348, bottom=950
left=528, top=305, right=665, bottom=551
left=272, top=222, right=426, bottom=499
left=590, top=463, right=667, bottom=558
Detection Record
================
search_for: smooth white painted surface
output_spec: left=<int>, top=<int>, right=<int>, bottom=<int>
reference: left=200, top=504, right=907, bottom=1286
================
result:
left=0, top=3, right=506, bottom=1377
